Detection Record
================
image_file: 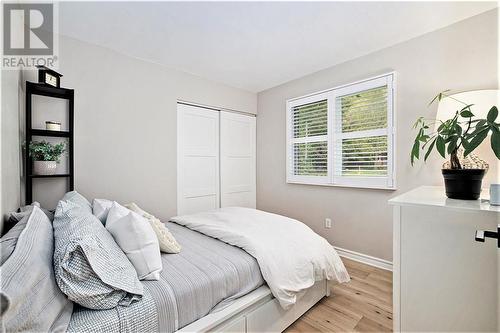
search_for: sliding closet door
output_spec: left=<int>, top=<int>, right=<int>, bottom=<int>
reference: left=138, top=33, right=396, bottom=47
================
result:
left=220, top=111, right=256, bottom=208
left=177, top=104, right=219, bottom=215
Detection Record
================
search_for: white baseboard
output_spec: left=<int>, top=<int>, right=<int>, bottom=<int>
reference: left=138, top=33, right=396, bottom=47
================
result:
left=334, top=246, right=393, bottom=271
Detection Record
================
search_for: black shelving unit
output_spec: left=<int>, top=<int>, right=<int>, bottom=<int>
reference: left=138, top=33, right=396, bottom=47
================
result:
left=25, top=81, right=74, bottom=204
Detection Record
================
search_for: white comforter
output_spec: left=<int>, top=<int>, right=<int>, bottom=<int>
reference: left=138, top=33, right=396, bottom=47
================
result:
left=171, top=207, right=350, bottom=309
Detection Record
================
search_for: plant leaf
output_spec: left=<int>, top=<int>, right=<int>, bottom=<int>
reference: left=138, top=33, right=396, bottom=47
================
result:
left=424, top=138, right=436, bottom=161
left=460, top=110, right=474, bottom=118
left=428, top=90, right=451, bottom=106
left=491, top=128, right=500, bottom=159
left=487, top=106, right=498, bottom=122
left=437, top=121, right=445, bottom=132
left=464, top=130, right=488, bottom=157
left=476, top=120, right=487, bottom=128
left=436, top=136, right=446, bottom=158
left=411, top=140, right=420, bottom=165
left=419, top=135, right=430, bottom=142
left=447, top=136, right=458, bottom=154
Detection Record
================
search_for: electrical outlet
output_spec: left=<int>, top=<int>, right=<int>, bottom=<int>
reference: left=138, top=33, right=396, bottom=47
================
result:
left=325, top=218, right=332, bottom=229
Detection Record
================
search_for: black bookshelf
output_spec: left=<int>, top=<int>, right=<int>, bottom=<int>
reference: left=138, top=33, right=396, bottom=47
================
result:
left=25, top=81, right=74, bottom=204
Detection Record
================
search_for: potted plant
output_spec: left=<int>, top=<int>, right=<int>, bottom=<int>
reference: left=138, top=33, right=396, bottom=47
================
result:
left=29, top=141, right=66, bottom=175
left=411, top=91, right=499, bottom=200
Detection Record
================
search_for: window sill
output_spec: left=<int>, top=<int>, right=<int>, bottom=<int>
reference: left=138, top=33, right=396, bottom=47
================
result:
left=286, top=179, right=397, bottom=191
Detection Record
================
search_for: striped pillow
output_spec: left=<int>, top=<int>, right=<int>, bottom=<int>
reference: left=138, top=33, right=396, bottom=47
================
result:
left=53, top=199, right=143, bottom=309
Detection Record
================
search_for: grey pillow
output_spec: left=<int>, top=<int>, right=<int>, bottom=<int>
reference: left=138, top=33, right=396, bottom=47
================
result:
left=0, top=214, right=29, bottom=265
left=53, top=199, right=143, bottom=310
left=0, top=206, right=73, bottom=332
left=62, top=190, right=92, bottom=213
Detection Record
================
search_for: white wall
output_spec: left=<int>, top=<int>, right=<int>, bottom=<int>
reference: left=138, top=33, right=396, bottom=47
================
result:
left=256, top=9, right=498, bottom=261
left=15, top=35, right=256, bottom=220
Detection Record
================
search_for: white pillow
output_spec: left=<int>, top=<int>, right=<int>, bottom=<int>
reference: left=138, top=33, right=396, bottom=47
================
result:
left=125, top=203, right=181, bottom=254
left=92, top=199, right=113, bottom=224
left=105, top=202, right=162, bottom=280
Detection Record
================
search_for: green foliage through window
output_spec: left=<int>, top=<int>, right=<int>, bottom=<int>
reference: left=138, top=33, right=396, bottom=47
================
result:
left=339, top=86, right=387, bottom=133
left=293, top=142, right=328, bottom=176
left=341, top=136, right=387, bottom=176
left=292, top=100, right=327, bottom=138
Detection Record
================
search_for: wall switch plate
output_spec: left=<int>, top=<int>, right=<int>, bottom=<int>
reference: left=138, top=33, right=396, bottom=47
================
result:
left=325, top=218, right=332, bottom=229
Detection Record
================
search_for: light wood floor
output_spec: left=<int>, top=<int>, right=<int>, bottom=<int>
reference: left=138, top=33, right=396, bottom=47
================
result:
left=285, top=258, right=393, bottom=332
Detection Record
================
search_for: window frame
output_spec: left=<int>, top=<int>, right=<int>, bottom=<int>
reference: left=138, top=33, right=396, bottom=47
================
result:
left=285, top=72, right=396, bottom=190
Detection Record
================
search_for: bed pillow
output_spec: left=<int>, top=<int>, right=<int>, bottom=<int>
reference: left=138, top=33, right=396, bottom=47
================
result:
left=62, top=190, right=92, bottom=213
left=1, top=202, right=54, bottom=257
left=53, top=199, right=143, bottom=309
left=0, top=214, right=29, bottom=266
left=106, top=202, right=162, bottom=280
left=92, top=198, right=113, bottom=224
left=1, top=206, right=73, bottom=332
left=126, top=202, right=181, bottom=254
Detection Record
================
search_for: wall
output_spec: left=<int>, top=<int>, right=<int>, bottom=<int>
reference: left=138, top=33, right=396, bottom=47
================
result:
left=256, top=9, right=498, bottom=261
left=1, top=68, right=22, bottom=230
left=15, top=35, right=257, bottom=220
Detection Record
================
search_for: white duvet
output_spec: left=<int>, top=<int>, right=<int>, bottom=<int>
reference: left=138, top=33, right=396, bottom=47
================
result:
left=171, top=207, right=350, bottom=309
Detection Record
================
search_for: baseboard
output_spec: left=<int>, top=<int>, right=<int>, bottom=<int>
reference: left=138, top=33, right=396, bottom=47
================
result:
left=334, top=246, right=393, bottom=271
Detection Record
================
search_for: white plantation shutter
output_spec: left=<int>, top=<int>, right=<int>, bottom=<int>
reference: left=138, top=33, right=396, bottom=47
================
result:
left=333, top=75, right=394, bottom=188
left=287, top=93, right=330, bottom=184
left=286, top=73, right=395, bottom=189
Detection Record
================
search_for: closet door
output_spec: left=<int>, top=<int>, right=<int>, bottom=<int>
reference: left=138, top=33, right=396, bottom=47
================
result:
left=220, top=111, right=256, bottom=208
left=177, top=104, right=219, bottom=215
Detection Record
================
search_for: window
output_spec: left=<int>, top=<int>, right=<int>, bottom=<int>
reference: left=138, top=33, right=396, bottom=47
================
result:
left=286, top=73, right=395, bottom=189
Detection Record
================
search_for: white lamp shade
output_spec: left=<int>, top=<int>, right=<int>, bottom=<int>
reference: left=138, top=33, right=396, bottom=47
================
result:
left=435, top=89, right=499, bottom=131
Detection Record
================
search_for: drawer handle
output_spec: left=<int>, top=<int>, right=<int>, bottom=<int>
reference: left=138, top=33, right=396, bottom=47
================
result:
left=475, top=224, right=500, bottom=248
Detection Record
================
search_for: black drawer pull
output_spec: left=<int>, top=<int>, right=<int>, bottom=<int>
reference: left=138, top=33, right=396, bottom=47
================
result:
left=475, top=224, right=500, bottom=248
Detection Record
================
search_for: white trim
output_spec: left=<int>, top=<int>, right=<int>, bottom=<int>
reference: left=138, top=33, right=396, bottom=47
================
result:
left=334, top=246, right=393, bottom=271
left=290, top=134, right=328, bottom=144
left=177, top=100, right=256, bottom=118
left=286, top=71, right=396, bottom=103
left=287, top=179, right=397, bottom=191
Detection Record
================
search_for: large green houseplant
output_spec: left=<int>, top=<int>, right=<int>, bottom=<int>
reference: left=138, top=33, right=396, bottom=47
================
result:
left=411, top=91, right=499, bottom=199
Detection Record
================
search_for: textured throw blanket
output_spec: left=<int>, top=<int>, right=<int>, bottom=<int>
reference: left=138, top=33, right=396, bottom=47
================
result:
left=171, top=207, right=350, bottom=309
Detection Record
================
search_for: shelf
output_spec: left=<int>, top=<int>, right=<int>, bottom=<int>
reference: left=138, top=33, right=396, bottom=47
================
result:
left=29, top=174, right=71, bottom=178
left=31, top=129, right=70, bottom=138
left=25, top=80, right=75, bottom=203
left=26, top=81, right=74, bottom=99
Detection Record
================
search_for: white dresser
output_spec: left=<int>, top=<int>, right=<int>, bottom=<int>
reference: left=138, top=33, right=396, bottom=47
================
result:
left=389, top=186, right=499, bottom=332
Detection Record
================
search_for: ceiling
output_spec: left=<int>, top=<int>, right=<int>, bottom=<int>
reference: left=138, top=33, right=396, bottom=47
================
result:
left=59, top=2, right=497, bottom=93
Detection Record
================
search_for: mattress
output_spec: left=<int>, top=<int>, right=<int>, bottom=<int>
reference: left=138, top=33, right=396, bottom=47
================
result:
left=67, top=222, right=264, bottom=333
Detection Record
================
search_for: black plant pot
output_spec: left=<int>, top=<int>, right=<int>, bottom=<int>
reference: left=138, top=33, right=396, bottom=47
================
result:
left=441, top=169, right=485, bottom=200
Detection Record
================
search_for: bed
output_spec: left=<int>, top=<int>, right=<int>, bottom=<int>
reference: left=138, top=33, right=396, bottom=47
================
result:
left=68, top=222, right=334, bottom=333
left=1, top=199, right=349, bottom=333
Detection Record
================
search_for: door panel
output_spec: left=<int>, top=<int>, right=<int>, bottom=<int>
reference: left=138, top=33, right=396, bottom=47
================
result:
left=220, top=112, right=256, bottom=208
left=177, top=104, right=219, bottom=215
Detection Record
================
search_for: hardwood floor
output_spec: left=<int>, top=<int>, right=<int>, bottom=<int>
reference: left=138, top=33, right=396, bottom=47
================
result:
left=285, top=258, right=393, bottom=332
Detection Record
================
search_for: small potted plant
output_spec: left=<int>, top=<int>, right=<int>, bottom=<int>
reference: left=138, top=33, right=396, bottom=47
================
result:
left=411, top=91, right=499, bottom=200
left=29, top=141, right=66, bottom=175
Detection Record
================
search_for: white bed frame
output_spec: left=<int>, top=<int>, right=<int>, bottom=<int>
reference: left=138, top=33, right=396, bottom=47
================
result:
left=177, top=280, right=330, bottom=333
